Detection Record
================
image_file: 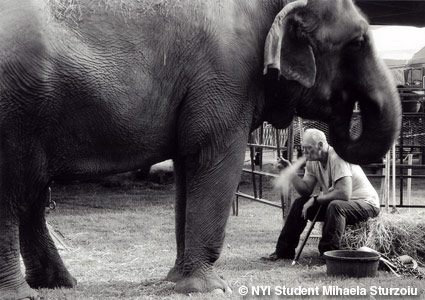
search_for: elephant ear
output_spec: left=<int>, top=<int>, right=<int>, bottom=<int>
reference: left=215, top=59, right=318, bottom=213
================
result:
left=264, top=0, right=316, bottom=88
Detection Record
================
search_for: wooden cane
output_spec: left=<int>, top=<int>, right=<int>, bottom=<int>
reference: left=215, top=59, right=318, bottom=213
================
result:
left=292, top=204, right=323, bottom=266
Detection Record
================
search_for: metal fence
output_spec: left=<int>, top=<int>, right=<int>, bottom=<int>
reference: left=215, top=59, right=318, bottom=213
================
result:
left=234, top=124, right=289, bottom=217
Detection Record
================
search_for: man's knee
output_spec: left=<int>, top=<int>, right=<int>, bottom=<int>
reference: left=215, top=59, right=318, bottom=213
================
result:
left=326, top=200, right=346, bottom=215
left=291, top=196, right=310, bottom=209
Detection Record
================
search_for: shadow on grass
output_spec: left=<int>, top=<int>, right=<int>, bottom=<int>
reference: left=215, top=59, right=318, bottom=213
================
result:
left=217, top=247, right=327, bottom=276
left=41, top=279, right=176, bottom=298
left=48, top=182, right=176, bottom=217
left=139, top=278, right=175, bottom=296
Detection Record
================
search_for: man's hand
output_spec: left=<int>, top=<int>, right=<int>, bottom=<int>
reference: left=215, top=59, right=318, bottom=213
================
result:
left=301, top=197, right=315, bottom=219
left=276, top=157, right=291, bottom=170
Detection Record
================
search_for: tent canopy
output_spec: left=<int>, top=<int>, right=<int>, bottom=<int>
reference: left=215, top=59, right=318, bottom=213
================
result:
left=356, top=0, right=425, bottom=27
left=408, top=46, right=425, bottom=65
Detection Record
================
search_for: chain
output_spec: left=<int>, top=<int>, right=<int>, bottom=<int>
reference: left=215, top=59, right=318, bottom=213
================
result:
left=389, top=257, right=425, bottom=280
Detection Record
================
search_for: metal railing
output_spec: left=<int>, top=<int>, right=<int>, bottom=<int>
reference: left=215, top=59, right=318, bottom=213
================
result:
left=233, top=123, right=291, bottom=217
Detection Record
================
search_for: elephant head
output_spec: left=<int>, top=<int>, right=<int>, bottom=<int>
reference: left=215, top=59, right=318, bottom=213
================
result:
left=264, top=0, right=401, bottom=164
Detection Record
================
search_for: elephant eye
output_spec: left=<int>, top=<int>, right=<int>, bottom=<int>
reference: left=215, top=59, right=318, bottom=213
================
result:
left=346, top=36, right=365, bottom=51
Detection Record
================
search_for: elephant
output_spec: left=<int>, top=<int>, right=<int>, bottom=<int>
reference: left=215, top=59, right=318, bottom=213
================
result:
left=0, top=0, right=401, bottom=298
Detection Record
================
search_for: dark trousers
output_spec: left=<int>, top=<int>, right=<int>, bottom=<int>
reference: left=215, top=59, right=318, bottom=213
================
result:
left=275, top=196, right=380, bottom=257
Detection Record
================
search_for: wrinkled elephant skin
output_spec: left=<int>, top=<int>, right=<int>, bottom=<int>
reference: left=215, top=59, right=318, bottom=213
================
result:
left=0, top=0, right=400, bottom=298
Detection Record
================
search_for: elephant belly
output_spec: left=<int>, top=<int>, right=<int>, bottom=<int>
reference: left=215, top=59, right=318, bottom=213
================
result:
left=45, top=95, right=178, bottom=180
left=50, top=124, right=176, bottom=180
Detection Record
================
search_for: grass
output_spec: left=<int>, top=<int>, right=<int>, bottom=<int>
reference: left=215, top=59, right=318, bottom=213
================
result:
left=33, top=177, right=425, bottom=299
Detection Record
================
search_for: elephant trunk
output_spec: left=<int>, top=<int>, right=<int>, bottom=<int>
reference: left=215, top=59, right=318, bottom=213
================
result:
left=329, top=65, right=401, bottom=165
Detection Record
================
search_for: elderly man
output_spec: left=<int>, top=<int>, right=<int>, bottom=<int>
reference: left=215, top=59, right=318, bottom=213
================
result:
left=264, top=128, right=380, bottom=261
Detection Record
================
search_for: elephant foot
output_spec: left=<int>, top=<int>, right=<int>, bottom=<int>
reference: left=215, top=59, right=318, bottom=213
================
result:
left=166, top=263, right=184, bottom=282
left=26, top=270, right=77, bottom=289
left=174, top=268, right=232, bottom=295
left=0, top=282, right=40, bottom=300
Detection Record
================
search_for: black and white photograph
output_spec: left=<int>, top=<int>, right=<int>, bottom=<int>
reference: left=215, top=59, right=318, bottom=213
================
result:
left=0, top=0, right=425, bottom=299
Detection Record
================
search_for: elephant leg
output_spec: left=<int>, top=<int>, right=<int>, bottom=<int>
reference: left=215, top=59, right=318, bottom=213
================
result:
left=166, top=158, right=186, bottom=282
left=174, top=135, right=247, bottom=294
left=19, top=186, right=77, bottom=289
left=0, top=192, right=39, bottom=299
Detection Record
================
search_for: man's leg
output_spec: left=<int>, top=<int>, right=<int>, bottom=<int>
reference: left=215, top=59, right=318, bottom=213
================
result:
left=319, top=200, right=379, bottom=254
left=274, top=196, right=313, bottom=258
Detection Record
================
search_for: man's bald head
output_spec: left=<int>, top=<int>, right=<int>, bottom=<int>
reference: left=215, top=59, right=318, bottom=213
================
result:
left=303, top=129, right=328, bottom=148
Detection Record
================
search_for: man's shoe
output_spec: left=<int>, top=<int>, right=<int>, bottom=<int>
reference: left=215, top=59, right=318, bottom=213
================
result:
left=261, top=252, right=281, bottom=261
left=261, top=252, right=294, bottom=261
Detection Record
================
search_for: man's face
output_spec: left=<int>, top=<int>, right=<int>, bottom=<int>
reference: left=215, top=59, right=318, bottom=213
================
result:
left=302, top=137, right=321, bottom=161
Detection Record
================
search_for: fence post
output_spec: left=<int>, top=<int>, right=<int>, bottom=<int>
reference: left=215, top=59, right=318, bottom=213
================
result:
left=392, top=143, right=397, bottom=211
left=259, top=124, right=264, bottom=199
left=407, top=153, right=412, bottom=211
left=380, top=151, right=390, bottom=211
left=248, top=133, right=257, bottom=199
left=399, top=115, right=404, bottom=207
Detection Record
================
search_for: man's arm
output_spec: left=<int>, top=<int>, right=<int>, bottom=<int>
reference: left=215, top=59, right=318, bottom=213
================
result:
left=292, top=174, right=317, bottom=197
left=276, top=157, right=316, bottom=197
left=316, top=176, right=352, bottom=205
left=301, top=176, right=352, bottom=219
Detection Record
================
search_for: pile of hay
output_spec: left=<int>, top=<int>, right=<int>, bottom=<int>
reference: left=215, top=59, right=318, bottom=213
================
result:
left=342, top=211, right=425, bottom=264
